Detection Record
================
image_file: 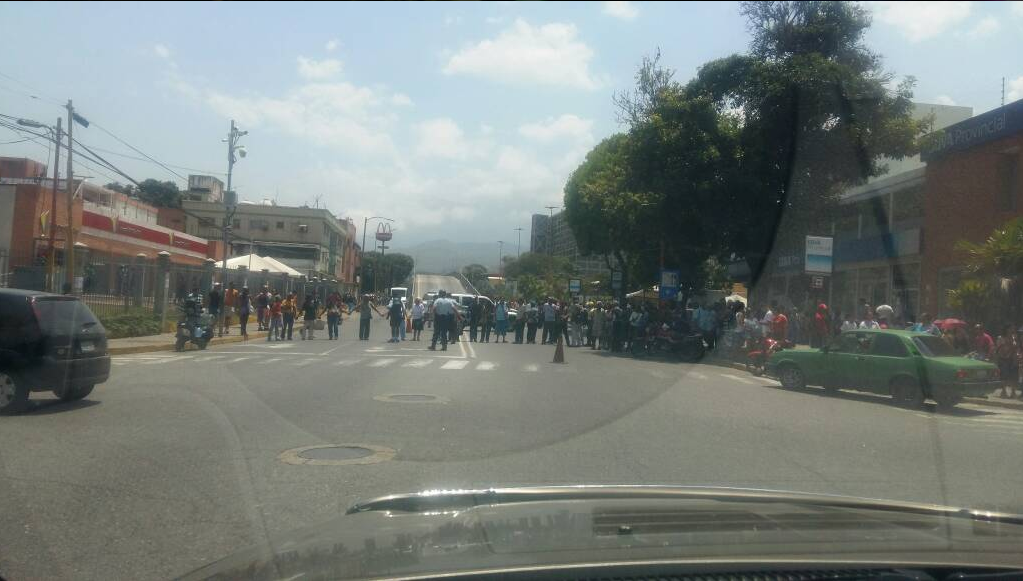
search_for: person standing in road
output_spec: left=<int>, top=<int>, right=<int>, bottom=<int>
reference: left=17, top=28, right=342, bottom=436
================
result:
left=238, top=287, right=252, bottom=338
left=771, top=305, right=789, bottom=343
left=221, top=281, right=238, bottom=335
left=356, top=294, right=383, bottom=340
left=494, top=298, right=509, bottom=343
left=386, top=297, right=405, bottom=343
left=525, top=301, right=539, bottom=344
left=513, top=302, right=526, bottom=344
left=411, top=297, right=426, bottom=341
left=280, top=292, right=298, bottom=340
left=995, top=324, right=1019, bottom=398
left=479, top=299, right=493, bottom=343
left=255, top=287, right=270, bottom=331
left=429, top=290, right=457, bottom=351
left=571, top=303, right=587, bottom=348
left=208, top=283, right=223, bottom=336
left=811, top=303, right=829, bottom=348
left=326, top=291, right=345, bottom=340
left=267, top=294, right=283, bottom=341
left=541, top=299, right=557, bottom=344
left=467, top=298, right=480, bottom=343
left=300, top=293, right=321, bottom=340
left=590, top=303, right=606, bottom=350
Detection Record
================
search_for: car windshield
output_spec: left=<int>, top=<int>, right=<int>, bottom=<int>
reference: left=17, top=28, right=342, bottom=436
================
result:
left=2, top=1, right=1023, bottom=579
left=914, top=335, right=959, bottom=357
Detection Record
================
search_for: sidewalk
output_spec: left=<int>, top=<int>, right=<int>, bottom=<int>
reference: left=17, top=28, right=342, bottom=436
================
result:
left=700, top=352, right=1023, bottom=412
left=108, top=323, right=268, bottom=355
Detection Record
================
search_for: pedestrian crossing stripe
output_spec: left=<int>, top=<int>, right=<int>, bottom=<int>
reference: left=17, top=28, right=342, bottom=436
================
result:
left=195, top=355, right=226, bottom=362
left=259, top=357, right=284, bottom=365
left=476, top=361, right=496, bottom=371
left=229, top=357, right=252, bottom=363
left=525, top=364, right=539, bottom=372
left=333, top=359, right=363, bottom=366
left=441, top=360, right=469, bottom=370
left=368, top=358, right=397, bottom=368
left=403, top=359, right=433, bottom=368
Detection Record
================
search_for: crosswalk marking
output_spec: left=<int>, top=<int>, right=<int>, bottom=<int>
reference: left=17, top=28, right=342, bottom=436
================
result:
left=292, top=358, right=321, bottom=366
left=258, top=357, right=283, bottom=365
left=441, top=360, right=469, bottom=370
left=333, top=358, right=363, bottom=366
left=475, top=361, right=496, bottom=371
left=402, top=359, right=434, bottom=368
left=525, top=364, right=539, bottom=372
left=229, top=357, right=253, bottom=363
left=195, top=355, right=226, bottom=362
left=368, top=358, right=397, bottom=368
left=720, top=373, right=756, bottom=385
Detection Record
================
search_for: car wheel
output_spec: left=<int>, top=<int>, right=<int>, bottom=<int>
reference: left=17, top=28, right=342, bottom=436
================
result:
left=56, top=383, right=94, bottom=402
left=0, top=371, right=30, bottom=414
left=892, top=378, right=925, bottom=408
left=779, top=365, right=805, bottom=389
left=934, top=391, right=961, bottom=411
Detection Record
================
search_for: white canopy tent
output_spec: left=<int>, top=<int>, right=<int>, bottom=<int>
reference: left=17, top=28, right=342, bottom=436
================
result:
left=217, top=254, right=302, bottom=277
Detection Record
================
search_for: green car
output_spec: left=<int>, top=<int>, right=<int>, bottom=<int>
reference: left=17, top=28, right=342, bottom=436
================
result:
left=765, top=329, right=1000, bottom=409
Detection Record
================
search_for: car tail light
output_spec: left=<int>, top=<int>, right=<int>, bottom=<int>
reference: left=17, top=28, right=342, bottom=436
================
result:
left=955, top=369, right=968, bottom=380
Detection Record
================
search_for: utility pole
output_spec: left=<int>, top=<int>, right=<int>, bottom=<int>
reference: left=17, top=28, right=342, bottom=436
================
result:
left=64, top=100, right=75, bottom=293
left=49, top=117, right=62, bottom=293
left=514, top=227, right=523, bottom=257
left=1002, top=77, right=1006, bottom=107
left=221, top=120, right=247, bottom=333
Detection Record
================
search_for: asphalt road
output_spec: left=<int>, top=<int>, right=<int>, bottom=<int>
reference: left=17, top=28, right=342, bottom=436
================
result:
left=3, top=319, right=1023, bottom=580
left=411, top=273, right=466, bottom=299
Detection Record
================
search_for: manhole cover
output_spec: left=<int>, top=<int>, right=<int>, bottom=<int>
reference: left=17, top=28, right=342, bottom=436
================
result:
left=278, top=444, right=396, bottom=466
left=374, top=394, right=448, bottom=404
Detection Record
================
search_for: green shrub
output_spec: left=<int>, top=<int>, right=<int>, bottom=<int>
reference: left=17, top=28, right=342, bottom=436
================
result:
left=97, top=310, right=163, bottom=339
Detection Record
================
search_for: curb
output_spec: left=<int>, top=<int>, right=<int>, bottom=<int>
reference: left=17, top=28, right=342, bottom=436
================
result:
left=700, top=356, right=1023, bottom=412
left=108, top=331, right=269, bottom=355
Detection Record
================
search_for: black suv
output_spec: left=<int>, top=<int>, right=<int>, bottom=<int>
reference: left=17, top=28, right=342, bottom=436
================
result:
left=0, top=289, right=111, bottom=413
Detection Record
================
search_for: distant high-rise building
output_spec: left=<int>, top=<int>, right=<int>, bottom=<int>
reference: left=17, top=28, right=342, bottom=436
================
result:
left=529, top=211, right=608, bottom=276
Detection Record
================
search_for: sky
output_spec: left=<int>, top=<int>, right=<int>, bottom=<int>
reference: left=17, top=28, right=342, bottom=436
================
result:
left=1, top=1, right=1022, bottom=247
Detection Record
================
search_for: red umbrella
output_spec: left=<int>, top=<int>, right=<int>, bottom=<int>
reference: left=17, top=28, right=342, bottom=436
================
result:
left=934, top=318, right=967, bottom=331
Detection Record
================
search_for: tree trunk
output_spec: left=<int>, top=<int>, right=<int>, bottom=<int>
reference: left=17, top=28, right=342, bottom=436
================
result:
left=614, top=249, right=628, bottom=306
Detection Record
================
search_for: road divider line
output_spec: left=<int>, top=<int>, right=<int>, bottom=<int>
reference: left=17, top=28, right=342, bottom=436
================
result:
left=441, top=360, right=469, bottom=370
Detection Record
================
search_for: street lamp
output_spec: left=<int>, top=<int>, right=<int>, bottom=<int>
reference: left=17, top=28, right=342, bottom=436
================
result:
left=361, top=216, right=393, bottom=293
left=497, top=241, right=505, bottom=277
left=20, top=117, right=62, bottom=291
left=513, top=227, right=523, bottom=258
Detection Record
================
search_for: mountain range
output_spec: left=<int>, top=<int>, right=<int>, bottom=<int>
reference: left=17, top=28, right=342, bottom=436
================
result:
left=390, top=239, right=516, bottom=274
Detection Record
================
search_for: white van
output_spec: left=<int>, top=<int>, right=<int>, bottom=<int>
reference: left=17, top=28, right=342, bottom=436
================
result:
left=390, top=286, right=409, bottom=307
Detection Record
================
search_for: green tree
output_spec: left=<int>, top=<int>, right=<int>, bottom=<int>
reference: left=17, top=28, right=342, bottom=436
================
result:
left=501, top=252, right=574, bottom=280
left=686, top=0, right=926, bottom=283
left=947, top=280, right=994, bottom=325
left=461, top=264, right=490, bottom=288
left=104, top=181, right=135, bottom=196
left=361, top=252, right=415, bottom=292
left=136, top=179, right=182, bottom=208
left=955, top=216, right=1023, bottom=324
left=516, top=274, right=549, bottom=302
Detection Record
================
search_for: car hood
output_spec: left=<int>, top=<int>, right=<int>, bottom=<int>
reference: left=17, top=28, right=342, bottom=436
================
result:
left=180, top=486, right=1023, bottom=580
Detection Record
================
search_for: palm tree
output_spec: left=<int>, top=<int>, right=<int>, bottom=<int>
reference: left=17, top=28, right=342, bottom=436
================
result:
left=955, top=217, right=1023, bottom=325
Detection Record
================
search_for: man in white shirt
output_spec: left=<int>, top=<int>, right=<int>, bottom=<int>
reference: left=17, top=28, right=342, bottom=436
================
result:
left=761, top=303, right=776, bottom=336
left=429, top=290, right=458, bottom=351
left=410, top=297, right=426, bottom=341
left=541, top=299, right=558, bottom=344
left=859, top=309, right=880, bottom=330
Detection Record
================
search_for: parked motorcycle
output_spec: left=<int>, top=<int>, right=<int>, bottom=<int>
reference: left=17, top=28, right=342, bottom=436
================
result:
left=745, top=335, right=788, bottom=376
left=175, top=293, right=214, bottom=351
left=631, top=323, right=706, bottom=362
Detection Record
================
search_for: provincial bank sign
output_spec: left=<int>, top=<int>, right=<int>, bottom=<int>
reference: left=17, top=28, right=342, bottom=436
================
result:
left=921, top=99, right=1023, bottom=162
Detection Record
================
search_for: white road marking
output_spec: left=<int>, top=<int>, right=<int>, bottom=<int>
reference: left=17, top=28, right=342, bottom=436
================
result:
left=441, top=360, right=470, bottom=370
left=525, top=364, right=539, bottom=372
left=112, top=361, right=127, bottom=366
left=689, top=372, right=709, bottom=380
left=719, top=373, right=757, bottom=385
left=292, top=358, right=321, bottom=366
left=458, top=341, right=468, bottom=359
left=229, top=357, right=253, bottom=363
left=195, top=355, right=226, bottom=362
left=475, top=361, right=496, bottom=371
left=368, top=358, right=397, bottom=368
left=465, top=341, right=477, bottom=359
left=266, top=343, right=295, bottom=349
left=258, top=357, right=284, bottom=365
left=402, top=359, right=434, bottom=368
left=333, top=359, right=363, bottom=366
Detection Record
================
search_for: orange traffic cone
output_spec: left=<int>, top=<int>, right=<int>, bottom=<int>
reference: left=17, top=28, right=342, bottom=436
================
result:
left=553, top=335, right=566, bottom=364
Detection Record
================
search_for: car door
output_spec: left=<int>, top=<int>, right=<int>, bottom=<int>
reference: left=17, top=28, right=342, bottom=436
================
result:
left=864, top=333, right=912, bottom=394
left=824, top=332, right=864, bottom=389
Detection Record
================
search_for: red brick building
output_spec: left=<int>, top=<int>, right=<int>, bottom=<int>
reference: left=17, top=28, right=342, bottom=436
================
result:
left=920, top=99, right=1023, bottom=318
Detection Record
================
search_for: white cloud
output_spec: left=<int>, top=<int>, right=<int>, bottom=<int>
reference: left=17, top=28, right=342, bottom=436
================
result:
left=602, top=1, right=639, bottom=20
left=204, top=82, right=398, bottom=157
left=518, top=114, right=594, bottom=143
left=296, top=56, right=343, bottom=80
left=442, top=19, right=603, bottom=90
left=412, top=118, right=493, bottom=161
left=153, top=43, right=171, bottom=59
left=1008, top=76, right=1023, bottom=103
left=933, top=95, right=956, bottom=106
left=390, top=92, right=413, bottom=106
left=485, top=16, right=505, bottom=25
left=964, top=15, right=1000, bottom=38
left=1012, top=1, right=1023, bottom=17
left=325, top=38, right=340, bottom=52
left=867, top=1, right=972, bottom=42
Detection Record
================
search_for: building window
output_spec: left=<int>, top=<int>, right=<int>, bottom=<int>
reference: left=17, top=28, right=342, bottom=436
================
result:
left=232, top=219, right=241, bottom=230
left=276, top=221, right=284, bottom=229
left=893, top=185, right=923, bottom=224
left=998, top=152, right=1019, bottom=211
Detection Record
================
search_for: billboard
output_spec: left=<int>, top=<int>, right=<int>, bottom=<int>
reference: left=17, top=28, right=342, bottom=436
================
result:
left=658, top=269, right=681, bottom=300
left=804, top=236, right=833, bottom=275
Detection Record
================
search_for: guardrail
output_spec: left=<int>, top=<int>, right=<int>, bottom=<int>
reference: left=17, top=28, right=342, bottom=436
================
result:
left=455, top=271, right=479, bottom=295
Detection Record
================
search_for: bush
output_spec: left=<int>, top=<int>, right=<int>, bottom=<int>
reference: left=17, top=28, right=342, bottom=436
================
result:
left=97, top=310, right=163, bottom=339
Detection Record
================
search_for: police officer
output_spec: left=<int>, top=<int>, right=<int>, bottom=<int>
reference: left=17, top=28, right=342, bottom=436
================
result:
left=429, top=290, right=458, bottom=351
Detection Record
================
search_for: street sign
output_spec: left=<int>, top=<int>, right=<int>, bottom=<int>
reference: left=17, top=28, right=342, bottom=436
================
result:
left=375, top=223, right=393, bottom=242
left=611, top=270, right=622, bottom=290
left=568, top=279, right=581, bottom=294
left=659, top=269, right=681, bottom=300
left=812, top=275, right=824, bottom=289
left=804, top=236, right=833, bottom=274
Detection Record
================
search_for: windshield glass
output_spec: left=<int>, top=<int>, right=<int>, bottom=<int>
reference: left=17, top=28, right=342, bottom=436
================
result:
left=2, top=1, right=1022, bottom=579
left=914, top=335, right=958, bottom=357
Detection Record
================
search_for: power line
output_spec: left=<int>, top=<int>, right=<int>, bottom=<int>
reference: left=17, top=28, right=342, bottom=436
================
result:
left=77, top=142, right=226, bottom=177
left=89, top=121, right=189, bottom=182
left=0, top=70, right=64, bottom=106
